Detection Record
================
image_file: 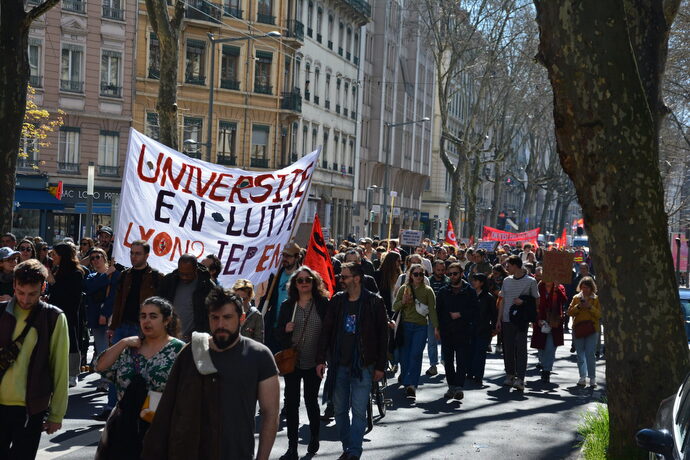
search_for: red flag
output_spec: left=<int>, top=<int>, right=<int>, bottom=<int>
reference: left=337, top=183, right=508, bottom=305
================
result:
left=48, top=181, right=63, bottom=200
left=555, top=228, right=567, bottom=248
left=445, top=219, right=459, bottom=247
left=303, top=214, right=336, bottom=298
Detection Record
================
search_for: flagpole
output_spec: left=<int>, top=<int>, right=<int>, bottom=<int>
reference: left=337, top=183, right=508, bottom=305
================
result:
left=260, top=148, right=320, bottom=316
left=386, top=192, right=397, bottom=251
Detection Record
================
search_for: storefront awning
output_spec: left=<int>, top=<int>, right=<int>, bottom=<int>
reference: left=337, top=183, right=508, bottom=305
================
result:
left=14, top=189, right=65, bottom=211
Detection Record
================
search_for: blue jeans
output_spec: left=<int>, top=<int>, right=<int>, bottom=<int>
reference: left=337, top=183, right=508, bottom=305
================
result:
left=537, top=333, right=557, bottom=372
left=333, top=365, right=374, bottom=457
left=427, top=322, right=439, bottom=366
left=573, top=332, right=597, bottom=379
left=106, top=322, right=140, bottom=409
left=400, top=322, right=428, bottom=387
left=92, top=326, right=108, bottom=363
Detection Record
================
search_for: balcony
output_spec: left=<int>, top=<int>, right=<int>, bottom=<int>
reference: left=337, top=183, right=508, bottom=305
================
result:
left=63, top=0, right=85, bottom=13
left=317, top=33, right=322, bottom=43
left=217, top=155, right=237, bottom=166
left=340, top=165, right=346, bottom=174
left=307, top=27, right=313, bottom=38
left=286, top=19, right=304, bottom=41
left=185, top=74, right=206, bottom=85
left=325, top=100, right=330, bottom=109
left=100, top=82, right=122, bottom=98
left=332, top=162, right=338, bottom=171
left=338, top=47, right=343, bottom=56
left=148, top=66, right=160, bottom=79
left=58, top=161, right=80, bottom=174
left=281, top=90, right=302, bottom=112
left=322, top=159, right=328, bottom=169
left=254, top=84, right=272, bottom=95
left=98, top=165, right=119, bottom=177
left=102, top=5, right=124, bottom=20
left=304, top=90, right=310, bottom=101
left=185, top=0, right=222, bottom=23
left=223, top=5, right=242, bottom=18
left=251, top=158, right=269, bottom=168
left=29, top=75, right=42, bottom=88
left=60, top=79, right=84, bottom=93
left=220, top=78, right=240, bottom=90
left=328, top=40, right=333, bottom=50
left=335, top=104, right=340, bottom=114
left=257, top=13, right=275, bottom=24
left=184, top=150, right=202, bottom=159
left=341, top=0, right=371, bottom=18
left=313, top=95, right=319, bottom=105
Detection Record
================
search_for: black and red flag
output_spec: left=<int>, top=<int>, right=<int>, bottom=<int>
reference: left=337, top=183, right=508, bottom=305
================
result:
left=303, top=213, right=337, bottom=298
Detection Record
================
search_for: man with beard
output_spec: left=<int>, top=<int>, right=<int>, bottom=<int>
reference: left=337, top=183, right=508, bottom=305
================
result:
left=261, top=243, right=301, bottom=353
left=142, top=287, right=280, bottom=460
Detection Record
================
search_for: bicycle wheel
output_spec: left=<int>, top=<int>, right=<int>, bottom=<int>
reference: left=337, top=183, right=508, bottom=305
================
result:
left=375, top=386, right=387, bottom=418
left=366, top=393, right=374, bottom=433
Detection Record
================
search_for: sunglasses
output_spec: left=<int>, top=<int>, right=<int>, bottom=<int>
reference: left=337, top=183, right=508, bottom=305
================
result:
left=90, top=255, right=102, bottom=261
left=448, top=272, right=462, bottom=276
left=295, top=276, right=313, bottom=284
left=19, top=247, right=32, bottom=252
left=411, top=272, right=424, bottom=277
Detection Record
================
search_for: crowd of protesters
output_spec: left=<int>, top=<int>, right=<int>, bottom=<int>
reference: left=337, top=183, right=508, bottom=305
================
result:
left=0, top=227, right=600, bottom=460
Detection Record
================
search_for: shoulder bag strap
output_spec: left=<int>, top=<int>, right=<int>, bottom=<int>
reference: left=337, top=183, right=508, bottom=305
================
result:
left=294, top=301, right=315, bottom=350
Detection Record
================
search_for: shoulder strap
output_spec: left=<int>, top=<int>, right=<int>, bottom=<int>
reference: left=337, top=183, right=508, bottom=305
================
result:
left=14, top=310, right=37, bottom=345
left=294, top=301, right=315, bottom=349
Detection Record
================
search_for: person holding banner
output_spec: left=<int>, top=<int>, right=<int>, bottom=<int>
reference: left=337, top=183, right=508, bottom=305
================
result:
left=276, top=267, right=329, bottom=460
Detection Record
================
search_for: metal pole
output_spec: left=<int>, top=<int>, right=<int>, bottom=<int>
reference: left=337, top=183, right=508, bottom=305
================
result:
left=382, top=123, right=391, bottom=237
left=206, top=33, right=216, bottom=162
left=85, top=162, right=95, bottom=239
left=676, top=235, right=682, bottom=285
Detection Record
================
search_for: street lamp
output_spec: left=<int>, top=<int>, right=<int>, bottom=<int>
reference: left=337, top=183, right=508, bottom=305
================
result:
left=381, top=117, right=430, bottom=234
left=366, top=185, right=378, bottom=237
left=205, top=31, right=281, bottom=162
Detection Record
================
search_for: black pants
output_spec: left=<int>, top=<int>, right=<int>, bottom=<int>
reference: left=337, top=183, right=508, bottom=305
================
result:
left=284, top=367, right=321, bottom=448
left=441, top=335, right=472, bottom=388
left=0, top=405, right=46, bottom=460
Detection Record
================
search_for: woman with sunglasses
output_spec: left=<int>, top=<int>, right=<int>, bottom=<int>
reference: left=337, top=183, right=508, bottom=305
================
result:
left=233, top=278, right=264, bottom=343
left=17, top=238, right=37, bottom=262
left=46, top=242, right=87, bottom=387
left=36, top=242, right=53, bottom=270
left=84, top=248, right=121, bottom=382
left=393, top=263, right=439, bottom=400
left=79, top=237, right=95, bottom=264
left=0, top=247, right=20, bottom=301
left=275, top=267, right=330, bottom=460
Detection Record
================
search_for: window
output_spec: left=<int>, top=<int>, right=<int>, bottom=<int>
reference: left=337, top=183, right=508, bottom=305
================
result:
left=291, top=122, right=299, bottom=159
left=302, top=123, right=309, bottom=156
left=338, top=22, right=344, bottom=55
left=311, top=127, right=318, bottom=153
left=257, top=0, right=274, bottom=24
left=60, top=44, right=83, bottom=93
left=183, top=117, right=203, bottom=158
left=63, top=0, right=85, bottom=14
left=185, top=39, right=206, bottom=85
left=254, top=51, right=272, bottom=94
left=58, top=127, right=80, bottom=173
left=102, top=0, right=124, bottom=20
left=353, top=32, right=360, bottom=63
left=325, top=73, right=331, bottom=108
left=19, top=129, right=38, bottom=170
left=304, top=62, right=311, bottom=100
left=295, top=58, right=301, bottom=90
left=148, top=33, right=160, bottom=79
left=28, top=39, right=42, bottom=88
left=343, top=82, right=349, bottom=113
left=217, top=121, right=237, bottom=165
left=145, top=112, right=159, bottom=140
left=336, top=77, right=341, bottom=113
left=327, top=14, right=334, bottom=49
left=220, top=45, right=240, bottom=90
left=224, top=0, right=241, bottom=18
left=98, top=131, right=119, bottom=176
left=251, top=125, right=270, bottom=167
left=316, top=7, right=323, bottom=42
left=313, top=68, right=320, bottom=104
left=307, top=1, right=313, bottom=37
left=346, top=26, right=352, bottom=59
left=322, top=128, right=329, bottom=161
left=100, top=50, right=122, bottom=97
left=351, top=85, right=357, bottom=117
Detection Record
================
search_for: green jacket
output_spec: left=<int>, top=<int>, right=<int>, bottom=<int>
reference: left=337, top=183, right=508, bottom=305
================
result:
left=393, top=283, right=438, bottom=328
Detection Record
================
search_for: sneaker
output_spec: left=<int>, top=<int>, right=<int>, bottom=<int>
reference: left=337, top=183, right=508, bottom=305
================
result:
left=307, top=438, right=320, bottom=454
left=444, top=387, right=455, bottom=399
left=279, top=448, right=298, bottom=460
left=405, top=385, right=416, bottom=399
left=513, top=378, right=525, bottom=391
left=453, top=388, right=464, bottom=400
left=425, top=365, right=438, bottom=376
left=503, top=375, right=515, bottom=387
left=69, top=376, right=77, bottom=388
left=577, top=377, right=587, bottom=387
left=320, top=403, right=334, bottom=420
left=589, top=378, right=597, bottom=388
left=473, top=377, right=483, bottom=386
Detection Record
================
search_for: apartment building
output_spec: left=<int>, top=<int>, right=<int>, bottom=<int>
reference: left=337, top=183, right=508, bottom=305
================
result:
left=355, top=0, right=435, bottom=239
left=14, top=0, right=135, bottom=242
left=292, top=0, right=370, bottom=241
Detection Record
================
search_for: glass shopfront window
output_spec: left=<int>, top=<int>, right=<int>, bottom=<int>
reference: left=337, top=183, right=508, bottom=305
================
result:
left=12, top=210, right=41, bottom=240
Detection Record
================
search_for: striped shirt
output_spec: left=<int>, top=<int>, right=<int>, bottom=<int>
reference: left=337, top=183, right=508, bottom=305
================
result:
left=499, top=272, right=539, bottom=322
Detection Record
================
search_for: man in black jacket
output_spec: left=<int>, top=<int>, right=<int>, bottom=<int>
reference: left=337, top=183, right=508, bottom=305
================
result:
left=316, top=263, right=388, bottom=460
left=158, top=254, right=215, bottom=340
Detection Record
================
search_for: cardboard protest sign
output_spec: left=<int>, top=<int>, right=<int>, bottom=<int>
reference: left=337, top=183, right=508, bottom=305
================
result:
left=542, top=251, right=574, bottom=284
left=399, top=230, right=423, bottom=247
left=476, top=241, right=499, bottom=252
left=113, top=128, right=318, bottom=287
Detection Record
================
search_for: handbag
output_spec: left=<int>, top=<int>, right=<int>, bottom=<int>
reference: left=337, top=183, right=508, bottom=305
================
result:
left=0, top=312, right=35, bottom=382
left=573, top=320, right=595, bottom=338
left=409, top=285, right=430, bottom=316
left=274, top=302, right=314, bottom=376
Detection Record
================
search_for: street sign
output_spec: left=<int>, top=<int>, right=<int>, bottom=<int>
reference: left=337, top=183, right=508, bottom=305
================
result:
left=399, top=229, right=423, bottom=247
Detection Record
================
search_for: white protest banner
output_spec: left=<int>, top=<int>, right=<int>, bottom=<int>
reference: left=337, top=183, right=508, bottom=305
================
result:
left=113, top=128, right=319, bottom=287
left=399, top=230, right=423, bottom=247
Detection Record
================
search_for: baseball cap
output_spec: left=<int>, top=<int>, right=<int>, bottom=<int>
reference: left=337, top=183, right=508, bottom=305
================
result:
left=0, top=247, right=20, bottom=261
left=98, top=226, right=114, bottom=236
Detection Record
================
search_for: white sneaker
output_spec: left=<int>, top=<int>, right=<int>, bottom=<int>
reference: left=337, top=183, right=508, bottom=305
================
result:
left=589, top=378, right=597, bottom=387
left=69, top=376, right=77, bottom=388
left=577, top=377, right=586, bottom=387
left=513, top=378, right=525, bottom=391
left=503, top=375, right=515, bottom=387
